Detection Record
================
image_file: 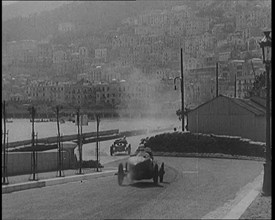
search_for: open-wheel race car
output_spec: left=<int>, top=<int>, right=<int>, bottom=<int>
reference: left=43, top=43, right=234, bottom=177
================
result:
left=117, top=145, right=165, bottom=185
left=110, top=137, right=131, bottom=156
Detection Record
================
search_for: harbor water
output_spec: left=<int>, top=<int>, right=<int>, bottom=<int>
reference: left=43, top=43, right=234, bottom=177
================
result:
left=3, top=117, right=180, bottom=143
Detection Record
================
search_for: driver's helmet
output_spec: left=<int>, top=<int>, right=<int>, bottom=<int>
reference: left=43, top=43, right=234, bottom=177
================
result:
left=144, top=147, right=153, bottom=158
left=144, top=147, right=152, bottom=153
left=135, top=144, right=145, bottom=153
left=138, top=144, right=145, bottom=149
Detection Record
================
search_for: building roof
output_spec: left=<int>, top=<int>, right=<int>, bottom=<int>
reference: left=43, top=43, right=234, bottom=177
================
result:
left=250, top=96, right=266, bottom=108
left=187, top=95, right=266, bottom=116
left=229, top=97, right=266, bottom=116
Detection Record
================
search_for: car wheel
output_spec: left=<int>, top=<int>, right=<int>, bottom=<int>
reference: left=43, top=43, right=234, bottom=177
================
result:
left=125, top=162, right=128, bottom=172
left=153, top=164, right=159, bottom=184
left=159, top=162, right=165, bottom=183
left=128, top=144, right=131, bottom=155
left=118, top=163, right=124, bottom=186
left=110, top=147, right=113, bottom=156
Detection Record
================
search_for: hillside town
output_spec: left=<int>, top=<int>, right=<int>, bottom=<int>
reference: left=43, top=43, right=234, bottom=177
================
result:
left=2, top=1, right=272, bottom=219
left=2, top=1, right=271, bottom=116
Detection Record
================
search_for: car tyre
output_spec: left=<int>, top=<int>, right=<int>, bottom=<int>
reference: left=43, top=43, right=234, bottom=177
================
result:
left=159, top=162, right=165, bottom=183
left=128, top=144, right=131, bottom=155
left=125, top=162, right=128, bottom=172
left=118, top=163, right=124, bottom=186
left=110, top=146, right=113, bottom=156
left=153, top=164, right=159, bottom=184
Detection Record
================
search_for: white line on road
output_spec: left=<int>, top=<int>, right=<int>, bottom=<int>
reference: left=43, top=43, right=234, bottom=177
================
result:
left=182, top=171, right=198, bottom=174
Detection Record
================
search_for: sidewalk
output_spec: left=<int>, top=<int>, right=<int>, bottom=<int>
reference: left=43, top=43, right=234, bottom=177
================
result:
left=240, top=193, right=272, bottom=219
left=2, top=155, right=127, bottom=193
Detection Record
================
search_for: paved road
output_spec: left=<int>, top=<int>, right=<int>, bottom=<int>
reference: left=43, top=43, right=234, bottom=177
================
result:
left=80, top=130, right=172, bottom=161
left=3, top=156, right=263, bottom=219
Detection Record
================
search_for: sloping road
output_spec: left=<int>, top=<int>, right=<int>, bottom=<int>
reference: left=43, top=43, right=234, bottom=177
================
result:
left=3, top=156, right=263, bottom=219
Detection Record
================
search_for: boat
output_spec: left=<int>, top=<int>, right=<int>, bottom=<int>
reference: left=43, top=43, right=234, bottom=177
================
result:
left=30, top=118, right=50, bottom=123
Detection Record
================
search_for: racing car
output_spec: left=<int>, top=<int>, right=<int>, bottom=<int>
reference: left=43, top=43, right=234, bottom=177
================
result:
left=117, top=145, right=165, bottom=185
left=110, top=137, right=131, bottom=156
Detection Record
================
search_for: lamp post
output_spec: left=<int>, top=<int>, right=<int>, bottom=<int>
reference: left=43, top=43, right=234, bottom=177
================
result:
left=259, top=30, right=272, bottom=196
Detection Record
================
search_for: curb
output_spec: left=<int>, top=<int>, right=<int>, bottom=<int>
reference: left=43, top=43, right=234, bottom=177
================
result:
left=2, top=170, right=116, bottom=194
left=222, top=188, right=261, bottom=219
left=2, top=155, right=127, bottom=194
left=153, top=152, right=265, bottom=161
left=202, top=171, right=263, bottom=219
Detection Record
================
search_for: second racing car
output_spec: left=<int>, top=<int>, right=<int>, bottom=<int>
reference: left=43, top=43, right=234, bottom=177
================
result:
left=110, top=136, right=131, bottom=156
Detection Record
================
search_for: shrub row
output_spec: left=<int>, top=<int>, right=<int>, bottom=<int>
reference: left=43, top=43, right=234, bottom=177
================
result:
left=144, top=132, right=265, bottom=158
left=75, top=160, right=104, bottom=169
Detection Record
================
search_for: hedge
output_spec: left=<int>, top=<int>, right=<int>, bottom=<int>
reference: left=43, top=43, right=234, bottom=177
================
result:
left=143, top=132, right=265, bottom=158
left=75, top=160, right=104, bottom=169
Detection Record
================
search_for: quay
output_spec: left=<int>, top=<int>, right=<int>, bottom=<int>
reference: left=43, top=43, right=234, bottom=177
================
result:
left=7, top=129, right=119, bottom=149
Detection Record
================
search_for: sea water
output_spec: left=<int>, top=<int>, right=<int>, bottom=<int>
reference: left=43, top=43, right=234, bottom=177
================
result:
left=3, top=117, right=180, bottom=143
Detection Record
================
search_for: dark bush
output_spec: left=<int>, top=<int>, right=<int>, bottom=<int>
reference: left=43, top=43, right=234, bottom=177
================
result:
left=147, top=132, right=265, bottom=158
left=76, top=160, right=103, bottom=168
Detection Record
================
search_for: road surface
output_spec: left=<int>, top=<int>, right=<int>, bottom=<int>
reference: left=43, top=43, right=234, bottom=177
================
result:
left=3, top=156, right=263, bottom=219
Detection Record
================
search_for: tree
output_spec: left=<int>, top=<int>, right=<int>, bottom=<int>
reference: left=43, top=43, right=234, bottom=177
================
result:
left=248, top=72, right=266, bottom=98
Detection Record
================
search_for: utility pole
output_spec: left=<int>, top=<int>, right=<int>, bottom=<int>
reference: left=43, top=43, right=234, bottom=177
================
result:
left=96, top=114, right=100, bottom=172
left=2, top=101, right=8, bottom=185
left=234, top=74, right=237, bottom=98
left=181, top=48, right=185, bottom=132
left=173, top=48, right=185, bottom=132
left=30, top=106, right=37, bottom=181
left=76, top=107, right=82, bottom=174
left=56, top=105, right=63, bottom=177
left=216, top=62, right=219, bottom=97
left=80, top=114, right=83, bottom=171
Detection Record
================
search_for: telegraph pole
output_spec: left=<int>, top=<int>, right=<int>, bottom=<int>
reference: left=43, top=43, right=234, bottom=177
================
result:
left=96, top=114, right=100, bottom=172
left=234, top=74, right=237, bottom=98
left=2, top=101, right=8, bottom=184
left=216, top=62, right=219, bottom=97
left=180, top=48, right=184, bottom=131
left=80, top=114, right=83, bottom=172
left=30, top=106, right=37, bottom=181
left=173, top=49, right=185, bottom=132
left=56, top=105, right=63, bottom=177
left=76, top=107, right=82, bottom=174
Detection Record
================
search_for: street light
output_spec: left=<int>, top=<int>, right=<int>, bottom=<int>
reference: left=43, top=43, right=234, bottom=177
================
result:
left=259, top=30, right=272, bottom=196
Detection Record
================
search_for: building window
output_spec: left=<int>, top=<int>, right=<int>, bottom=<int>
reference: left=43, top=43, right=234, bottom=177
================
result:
left=237, top=71, right=242, bottom=77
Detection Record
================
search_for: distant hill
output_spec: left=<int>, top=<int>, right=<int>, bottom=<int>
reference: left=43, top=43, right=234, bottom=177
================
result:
left=2, top=1, right=176, bottom=42
left=2, top=1, right=67, bottom=21
left=2, top=0, right=270, bottom=44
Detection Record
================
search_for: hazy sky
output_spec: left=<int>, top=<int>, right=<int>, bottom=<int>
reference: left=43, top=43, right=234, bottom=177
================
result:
left=2, top=1, right=18, bottom=5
